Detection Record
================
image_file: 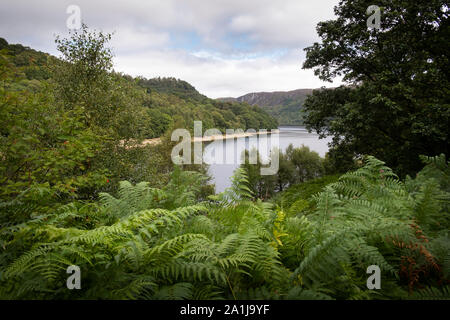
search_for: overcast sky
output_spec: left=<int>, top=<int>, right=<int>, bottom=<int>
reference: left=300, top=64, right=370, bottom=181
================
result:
left=1, top=0, right=342, bottom=98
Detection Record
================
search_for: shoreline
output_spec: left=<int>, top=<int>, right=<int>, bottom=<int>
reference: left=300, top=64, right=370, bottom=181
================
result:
left=193, top=129, right=280, bottom=142
left=135, top=129, right=280, bottom=147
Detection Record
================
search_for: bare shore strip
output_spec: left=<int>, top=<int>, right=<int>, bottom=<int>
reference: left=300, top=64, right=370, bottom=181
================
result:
left=124, top=129, right=280, bottom=147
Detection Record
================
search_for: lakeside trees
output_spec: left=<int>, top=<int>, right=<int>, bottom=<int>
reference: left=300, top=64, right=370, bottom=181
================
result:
left=241, top=145, right=326, bottom=199
left=302, top=0, right=449, bottom=177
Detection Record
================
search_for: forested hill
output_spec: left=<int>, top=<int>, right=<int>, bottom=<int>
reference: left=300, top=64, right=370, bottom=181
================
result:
left=0, top=37, right=278, bottom=136
left=0, top=37, right=50, bottom=70
left=0, top=37, right=52, bottom=91
left=218, top=88, right=314, bottom=125
left=136, top=77, right=208, bottom=102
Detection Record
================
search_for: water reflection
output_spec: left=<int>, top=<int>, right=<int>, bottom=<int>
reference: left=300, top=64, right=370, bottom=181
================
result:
left=204, top=126, right=331, bottom=193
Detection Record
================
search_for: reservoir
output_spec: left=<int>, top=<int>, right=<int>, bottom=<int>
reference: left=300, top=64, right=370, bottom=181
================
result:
left=204, top=126, right=332, bottom=193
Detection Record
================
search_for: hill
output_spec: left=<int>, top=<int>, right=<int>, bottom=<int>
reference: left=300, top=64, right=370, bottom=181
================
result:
left=218, top=89, right=314, bottom=125
left=0, top=37, right=278, bottom=136
left=136, top=76, right=208, bottom=102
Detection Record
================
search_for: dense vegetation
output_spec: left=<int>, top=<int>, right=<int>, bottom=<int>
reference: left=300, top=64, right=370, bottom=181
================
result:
left=1, top=1, right=449, bottom=300
left=241, top=144, right=331, bottom=200
left=1, top=156, right=449, bottom=299
left=219, top=89, right=313, bottom=126
left=302, top=0, right=449, bottom=177
left=0, top=34, right=277, bottom=138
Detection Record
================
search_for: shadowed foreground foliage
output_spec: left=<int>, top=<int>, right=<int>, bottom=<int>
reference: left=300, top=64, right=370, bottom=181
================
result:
left=1, top=156, right=448, bottom=299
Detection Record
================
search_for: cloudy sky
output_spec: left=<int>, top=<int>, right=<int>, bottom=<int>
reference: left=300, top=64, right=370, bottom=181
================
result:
left=1, top=0, right=342, bottom=98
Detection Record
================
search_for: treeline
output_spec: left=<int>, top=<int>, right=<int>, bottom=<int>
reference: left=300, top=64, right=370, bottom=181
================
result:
left=0, top=35, right=278, bottom=139
left=241, top=145, right=333, bottom=200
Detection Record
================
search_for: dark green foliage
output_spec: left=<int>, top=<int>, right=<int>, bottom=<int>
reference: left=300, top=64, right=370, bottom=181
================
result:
left=1, top=38, right=49, bottom=69
left=281, top=156, right=450, bottom=299
left=0, top=169, right=286, bottom=299
left=302, top=0, right=450, bottom=177
left=1, top=157, right=448, bottom=299
left=240, top=150, right=278, bottom=200
left=0, top=48, right=109, bottom=205
left=279, top=174, right=341, bottom=215
left=137, top=76, right=208, bottom=101
left=285, top=144, right=325, bottom=183
left=241, top=144, right=327, bottom=199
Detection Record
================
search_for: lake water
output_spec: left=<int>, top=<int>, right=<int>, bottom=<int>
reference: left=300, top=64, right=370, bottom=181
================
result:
left=204, top=126, right=332, bottom=193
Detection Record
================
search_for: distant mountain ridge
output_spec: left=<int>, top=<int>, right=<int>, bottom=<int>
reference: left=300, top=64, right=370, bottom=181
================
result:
left=218, top=88, right=314, bottom=125
left=219, top=88, right=313, bottom=106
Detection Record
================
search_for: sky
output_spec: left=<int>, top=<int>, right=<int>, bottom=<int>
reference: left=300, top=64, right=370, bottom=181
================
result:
left=0, top=0, right=342, bottom=98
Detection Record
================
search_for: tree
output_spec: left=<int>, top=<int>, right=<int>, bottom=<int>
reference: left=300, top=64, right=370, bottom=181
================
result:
left=302, top=0, right=449, bottom=177
left=285, top=144, right=325, bottom=183
left=240, top=149, right=277, bottom=200
left=53, top=24, right=114, bottom=127
left=276, top=151, right=296, bottom=192
left=51, top=26, right=172, bottom=191
left=240, top=145, right=325, bottom=198
left=0, top=50, right=108, bottom=216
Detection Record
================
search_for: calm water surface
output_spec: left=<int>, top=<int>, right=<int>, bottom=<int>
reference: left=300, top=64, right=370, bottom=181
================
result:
left=204, top=126, right=331, bottom=193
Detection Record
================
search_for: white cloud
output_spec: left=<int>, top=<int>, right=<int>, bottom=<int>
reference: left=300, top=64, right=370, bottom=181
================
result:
left=109, top=27, right=170, bottom=54
left=0, top=0, right=342, bottom=97
left=114, top=48, right=340, bottom=98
